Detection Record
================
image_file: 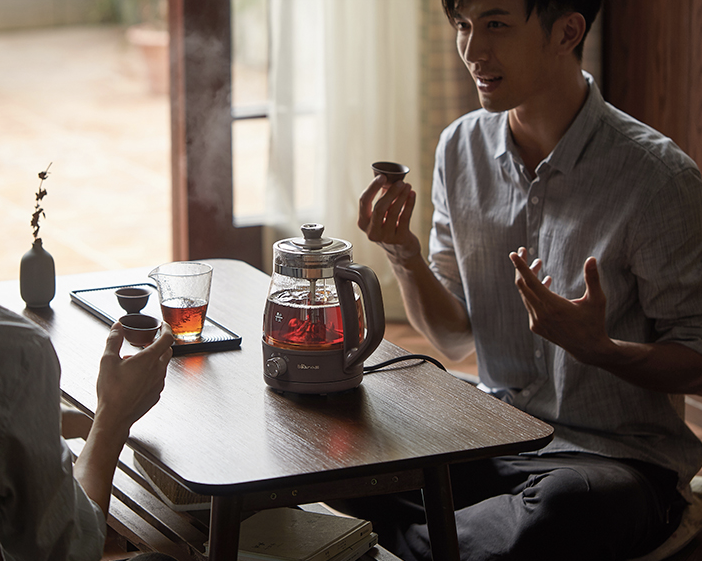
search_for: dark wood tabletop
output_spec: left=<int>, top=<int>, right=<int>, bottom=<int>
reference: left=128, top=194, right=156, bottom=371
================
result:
left=0, top=259, right=553, bottom=560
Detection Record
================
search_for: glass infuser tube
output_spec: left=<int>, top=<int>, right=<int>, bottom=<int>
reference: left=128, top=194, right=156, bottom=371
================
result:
left=309, top=278, right=317, bottom=306
left=307, top=278, right=320, bottom=324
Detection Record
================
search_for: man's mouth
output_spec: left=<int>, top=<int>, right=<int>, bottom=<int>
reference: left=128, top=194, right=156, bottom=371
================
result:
left=474, top=74, right=502, bottom=92
left=475, top=75, right=501, bottom=87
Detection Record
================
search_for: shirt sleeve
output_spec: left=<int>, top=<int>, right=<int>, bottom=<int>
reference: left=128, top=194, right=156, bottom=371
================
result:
left=428, top=130, right=467, bottom=306
left=630, top=167, right=702, bottom=355
left=0, top=313, right=106, bottom=561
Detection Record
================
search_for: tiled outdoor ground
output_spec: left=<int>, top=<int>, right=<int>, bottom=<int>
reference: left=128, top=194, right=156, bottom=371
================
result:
left=0, top=25, right=171, bottom=281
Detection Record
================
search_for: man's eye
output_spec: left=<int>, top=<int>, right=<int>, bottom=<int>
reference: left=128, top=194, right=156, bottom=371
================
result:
left=487, top=21, right=506, bottom=29
left=454, top=20, right=470, bottom=31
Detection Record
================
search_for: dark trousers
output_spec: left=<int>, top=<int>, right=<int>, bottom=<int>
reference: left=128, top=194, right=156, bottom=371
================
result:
left=331, top=453, right=686, bottom=561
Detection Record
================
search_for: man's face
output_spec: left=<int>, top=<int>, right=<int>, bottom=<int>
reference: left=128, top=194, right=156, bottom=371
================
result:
left=452, top=0, right=559, bottom=113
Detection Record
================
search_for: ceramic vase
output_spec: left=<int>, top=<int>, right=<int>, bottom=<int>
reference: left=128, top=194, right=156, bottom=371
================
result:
left=20, top=239, right=56, bottom=308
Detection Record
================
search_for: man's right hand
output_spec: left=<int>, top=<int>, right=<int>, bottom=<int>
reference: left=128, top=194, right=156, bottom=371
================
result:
left=358, top=173, right=422, bottom=265
left=358, top=173, right=473, bottom=360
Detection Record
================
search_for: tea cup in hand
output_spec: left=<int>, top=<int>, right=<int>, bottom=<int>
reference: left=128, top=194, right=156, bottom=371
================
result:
left=371, top=161, right=410, bottom=186
left=119, top=314, right=162, bottom=347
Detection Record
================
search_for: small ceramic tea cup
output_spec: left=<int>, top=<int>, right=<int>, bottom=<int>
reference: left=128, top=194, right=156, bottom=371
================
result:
left=119, top=313, right=162, bottom=347
left=115, top=287, right=152, bottom=314
left=371, top=161, right=410, bottom=184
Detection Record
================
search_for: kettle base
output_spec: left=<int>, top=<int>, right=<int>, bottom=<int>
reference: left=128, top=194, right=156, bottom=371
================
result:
left=262, top=339, right=364, bottom=395
left=263, top=373, right=363, bottom=395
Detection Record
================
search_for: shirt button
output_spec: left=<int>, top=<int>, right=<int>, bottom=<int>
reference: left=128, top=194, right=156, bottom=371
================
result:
left=531, top=196, right=539, bottom=205
left=522, top=389, right=531, bottom=398
left=535, top=350, right=542, bottom=358
left=528, top=247, right=536, bottom=256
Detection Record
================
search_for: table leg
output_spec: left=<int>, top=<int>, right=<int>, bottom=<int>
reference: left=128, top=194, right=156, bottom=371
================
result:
left=209, top=495, right=243, bottom=560
left=422, top=464, right=460, bottom=561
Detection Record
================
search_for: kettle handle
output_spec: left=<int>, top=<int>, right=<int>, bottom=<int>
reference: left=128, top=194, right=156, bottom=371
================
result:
left=334, top=260, right=385, bottom=373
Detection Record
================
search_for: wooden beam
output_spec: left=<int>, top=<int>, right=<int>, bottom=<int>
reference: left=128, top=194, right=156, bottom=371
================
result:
left=168, top=0, right=263, bottom=268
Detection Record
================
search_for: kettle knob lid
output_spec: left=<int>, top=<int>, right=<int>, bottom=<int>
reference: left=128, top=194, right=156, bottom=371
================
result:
left=293, top=223, right=333, bottom=250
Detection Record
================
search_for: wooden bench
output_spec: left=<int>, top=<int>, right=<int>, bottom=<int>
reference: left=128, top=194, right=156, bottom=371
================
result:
left=65, top=436, right=400, bottom=561
left=63, top=394, right=702, bottom=561
left=64, top=392, right=702, bottom=561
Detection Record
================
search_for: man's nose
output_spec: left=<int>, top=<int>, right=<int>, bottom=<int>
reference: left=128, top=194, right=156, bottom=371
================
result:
left=460, top=32, right=488, bottom=63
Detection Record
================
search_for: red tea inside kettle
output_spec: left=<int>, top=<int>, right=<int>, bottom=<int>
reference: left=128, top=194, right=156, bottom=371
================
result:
left=263, top=284, right=364, bottom=351
left=262, top=223, right=384, bottom=394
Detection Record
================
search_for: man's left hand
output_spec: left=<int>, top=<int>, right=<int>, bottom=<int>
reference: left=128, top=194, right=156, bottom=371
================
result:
left=509, top=247, right=612, bottom=365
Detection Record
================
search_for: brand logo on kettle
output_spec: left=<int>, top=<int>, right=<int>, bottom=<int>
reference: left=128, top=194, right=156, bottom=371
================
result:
left=297, top=363, right=320, bottom=370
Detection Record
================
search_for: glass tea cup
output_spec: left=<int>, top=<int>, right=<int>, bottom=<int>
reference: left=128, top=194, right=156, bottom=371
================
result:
left=148, top=262, right=213, bottom=342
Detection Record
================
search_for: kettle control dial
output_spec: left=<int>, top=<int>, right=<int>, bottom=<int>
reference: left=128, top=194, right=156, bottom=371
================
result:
left=266, top=356, right=288, bottom=377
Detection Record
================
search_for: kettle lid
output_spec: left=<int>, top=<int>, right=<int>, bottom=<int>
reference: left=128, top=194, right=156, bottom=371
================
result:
left=291, top=223, right=334, bottom=250
left=273, top=223, right=352, bottom=279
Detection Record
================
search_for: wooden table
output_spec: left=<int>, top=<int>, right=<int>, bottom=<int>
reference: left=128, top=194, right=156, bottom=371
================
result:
left=0, top=259, right=553, bottom=560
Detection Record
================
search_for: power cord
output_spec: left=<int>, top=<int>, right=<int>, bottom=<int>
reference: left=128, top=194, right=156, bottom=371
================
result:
left=363, top=354, right=447, bottom=373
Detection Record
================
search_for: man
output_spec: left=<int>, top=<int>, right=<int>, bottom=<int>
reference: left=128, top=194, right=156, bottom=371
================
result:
left=0, top=305, right=176, bottom=561
left=348, top=0, right=702, bottom=559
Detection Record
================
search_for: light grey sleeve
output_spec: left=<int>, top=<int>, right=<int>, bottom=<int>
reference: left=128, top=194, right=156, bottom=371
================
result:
left=428, top=132, right=467, bottom=306
left=630, top=167, right=702, bottom=355
left=0, top=318, right=105, bottom=561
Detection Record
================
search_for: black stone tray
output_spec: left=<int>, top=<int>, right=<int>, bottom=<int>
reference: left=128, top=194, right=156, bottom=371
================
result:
left=70, top=283, right=241, bottom=355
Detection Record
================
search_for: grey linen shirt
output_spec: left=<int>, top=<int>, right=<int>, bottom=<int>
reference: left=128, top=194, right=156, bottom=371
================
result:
left=428, top=72, right=702, bottom=494
left=0, top=306, right=105, bottom=560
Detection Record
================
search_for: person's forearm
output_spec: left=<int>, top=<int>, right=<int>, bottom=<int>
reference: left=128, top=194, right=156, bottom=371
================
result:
left=590, top=340, right=702, bottom=394
left=72, top=411, right=130, bottom=517
left=61, top=403, right=93, bottom=440
left=389, top=253, right=473, bottom=361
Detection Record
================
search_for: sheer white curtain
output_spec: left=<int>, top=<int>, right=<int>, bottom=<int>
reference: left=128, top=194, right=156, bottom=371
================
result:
left=266, top=0, right=422, bottom=320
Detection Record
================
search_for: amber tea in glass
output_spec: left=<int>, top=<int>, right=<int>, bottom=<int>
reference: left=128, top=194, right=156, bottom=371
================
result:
left=149, top=262, right=213, bottom=342
left=161, top=297, right=208, bottom=342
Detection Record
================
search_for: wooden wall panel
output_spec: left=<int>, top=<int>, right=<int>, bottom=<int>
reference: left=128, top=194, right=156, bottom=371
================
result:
left=603, top=0, right=702, bottom=171
left=689, top=1, right=702, bottom=168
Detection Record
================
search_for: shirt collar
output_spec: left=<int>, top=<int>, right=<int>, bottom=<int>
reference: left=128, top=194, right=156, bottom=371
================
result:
left=494, top=71, right=605, bottom=176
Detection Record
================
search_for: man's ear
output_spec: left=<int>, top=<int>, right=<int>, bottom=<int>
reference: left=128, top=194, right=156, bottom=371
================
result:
left=552, top=12, right=587, bottom=56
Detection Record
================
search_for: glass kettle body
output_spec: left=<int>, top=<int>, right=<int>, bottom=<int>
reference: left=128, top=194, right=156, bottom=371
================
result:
left=262, top=224, right=385, bottom=394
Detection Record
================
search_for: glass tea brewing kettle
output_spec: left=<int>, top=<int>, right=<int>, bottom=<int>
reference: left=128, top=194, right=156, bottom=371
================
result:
left=262, top=223, right=385, bottom=393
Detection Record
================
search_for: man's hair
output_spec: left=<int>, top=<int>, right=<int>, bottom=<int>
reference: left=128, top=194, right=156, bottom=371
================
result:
left=441, top=0, right=602, bottom=61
